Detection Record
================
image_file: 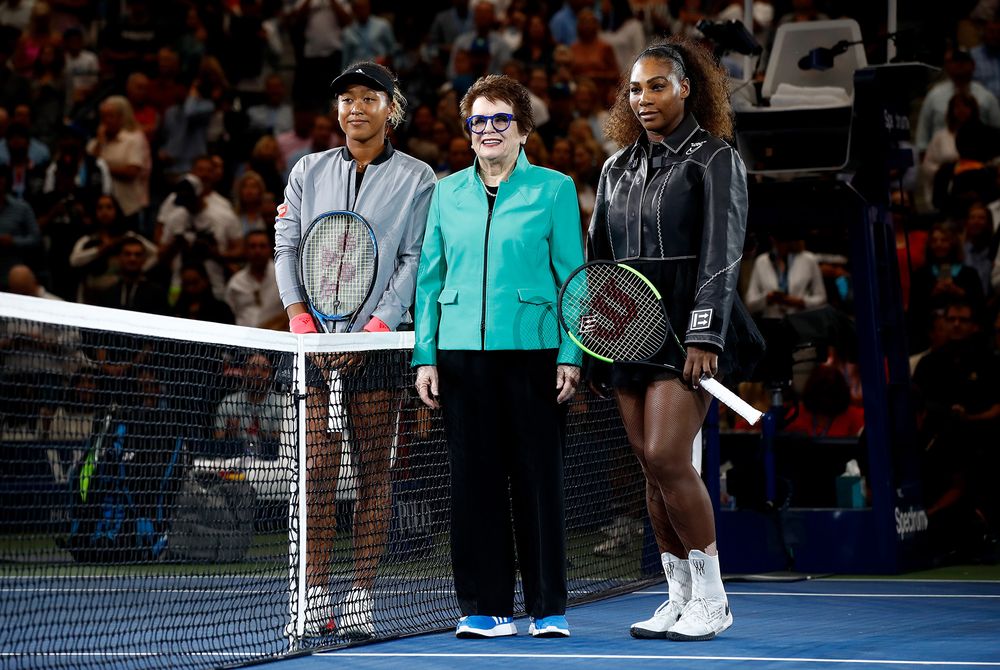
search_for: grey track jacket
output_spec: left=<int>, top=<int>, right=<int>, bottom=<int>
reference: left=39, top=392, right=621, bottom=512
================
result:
left=274, top=142, right=436, bottom=331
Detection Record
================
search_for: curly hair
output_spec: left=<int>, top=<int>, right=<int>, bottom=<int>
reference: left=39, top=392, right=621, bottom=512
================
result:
left=604, top=36, right=733, bottom=149
left=459, top=74, right=535, bottom=136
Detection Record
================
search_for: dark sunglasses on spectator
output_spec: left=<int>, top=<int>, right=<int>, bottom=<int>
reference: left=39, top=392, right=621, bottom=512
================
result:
left=466, top=113, right=516, bottom=134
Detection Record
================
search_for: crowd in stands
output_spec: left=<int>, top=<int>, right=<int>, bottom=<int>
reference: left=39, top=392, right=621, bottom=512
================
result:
left=0, top=0, right=999, bottom=559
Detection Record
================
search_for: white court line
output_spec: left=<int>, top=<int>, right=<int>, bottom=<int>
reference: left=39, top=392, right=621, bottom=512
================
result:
left=321, top=653, right=1000, bottom=666
left=638, top=590, right=1000, bottom=599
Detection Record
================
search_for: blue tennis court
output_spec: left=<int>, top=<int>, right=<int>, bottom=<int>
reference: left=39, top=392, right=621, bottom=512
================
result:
left=257, top=577, right=1000, bottom=670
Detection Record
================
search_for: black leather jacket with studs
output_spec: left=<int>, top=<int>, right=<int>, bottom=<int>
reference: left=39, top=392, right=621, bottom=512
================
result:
left=588, top=113, right=749, bottom=355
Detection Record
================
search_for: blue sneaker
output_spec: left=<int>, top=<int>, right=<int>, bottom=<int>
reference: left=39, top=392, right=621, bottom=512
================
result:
left=455, top=615, right=517, bottom=638
left=528, top=615, right=570, bottom=637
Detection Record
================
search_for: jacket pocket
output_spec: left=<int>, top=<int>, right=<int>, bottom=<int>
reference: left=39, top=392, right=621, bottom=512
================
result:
left=516, top=287, right=554, bottom=305
left=438, top=288, right=458, bottom=304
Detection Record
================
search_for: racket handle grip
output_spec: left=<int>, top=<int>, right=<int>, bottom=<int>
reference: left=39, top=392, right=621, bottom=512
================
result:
left=699, top=377, right=763, bottom=426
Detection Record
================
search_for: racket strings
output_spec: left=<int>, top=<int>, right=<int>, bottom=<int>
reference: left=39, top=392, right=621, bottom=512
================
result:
left=301, top=214, right=377, bottom=317
left=562, top=265, right=668, bottom=362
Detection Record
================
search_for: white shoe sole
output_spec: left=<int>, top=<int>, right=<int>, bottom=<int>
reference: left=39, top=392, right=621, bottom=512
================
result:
left=666, top=611, right=733, bottom=641
left=529, top=623, right=570, bottom=637
left=456, top=622, right=517, bottom=638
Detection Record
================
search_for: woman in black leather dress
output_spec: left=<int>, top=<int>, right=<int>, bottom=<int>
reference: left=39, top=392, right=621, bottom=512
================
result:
left=589, top=36, right=761, bottom=642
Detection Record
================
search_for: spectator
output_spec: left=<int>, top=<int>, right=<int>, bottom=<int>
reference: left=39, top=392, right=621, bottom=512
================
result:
left=88, top=95, right=152, bottom=219
left=147, top=47, right=187, bottom=114
left=549, top=0, right=592, bottom=46
left=973, top=19, right=1000, bottom=101
left=284, top=112, right=341, bottom=175
left=29, top=41, right=64, bottom=147
left=0, top=123, right=45, bottom=201
left=341, top=0, right=398, bottom=66
left=125, top=72, right=160, bottom=145
left=225, top=230, right=284, bottom=329
left=156, top=156, right=242, bottom=300
left=570, top=8, right=619, bottom=97
left=213, top=352, right=283, bottom=459
left=37, top=125, right=112, bottom=299
left=99, top=0, right=162, bottom=82
left=241, top=134, right=287, bottom=198
left=913, top=298, right=1000, bottom=558
left=909, top=222, right=986, bottom=351
left=172, top=262, right=235, bottom=324
left=775, top=0, right=828, bottom=26
left=223, top=0, right=275, bottom=94
left=573, top=77, right=613, bottom=156
left=512, top=13, right=554, bottom=71
left=0, top=0, right=33, bottom=33
left=920, top=92, right=977, bottom=212
left=1, top=263, right=80, bottom=445
left=961, top=201, right=996, bottom=296
left=403, top=104, right=441, bottom=165
left=0, top=29, right=30, bottom=107
left=158, top=77, right=215, bottom=182
left=782, top=364, right=865, bottom=438
left=0, top=163, right=41, bottom=288
left=502, top=59, right=549, bottom=128
left=0, top=109, right=51, bottom=168
left=276, top=107, right=318, bottom=168
left=745, top=235, right=828, bottom=318
left=909, top=310, right=950, bottom=373
left=915, top=49, right=1000, bottom=154
left=61, top=25, right=97, bottom=108
left=176, top=7, right=208, bottom=80
left=426, top=0, right=472, bottom=62
left=286, top=0, right=352, bottom=109
left=247, top=74, right=294, bottom=137
left=70, top=193, right=157, bottom=303
left=447, top=2, right=512, bottom=81
left=671, top=0, right=706, bottom=39
left=11, top=0, right=60, bottom=77
left=600, top=0, right=645, bottom=75
left=92, top=236, right=167, bottom=314
left=232, top=170, right=271, bottom=236
left=435, top=135, right=474, bottom=179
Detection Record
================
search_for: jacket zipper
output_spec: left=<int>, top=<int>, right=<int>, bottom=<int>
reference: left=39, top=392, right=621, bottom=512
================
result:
left=480, top=188, right=496, bottom=349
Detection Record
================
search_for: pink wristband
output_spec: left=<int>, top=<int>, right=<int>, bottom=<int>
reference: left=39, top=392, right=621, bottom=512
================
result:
left=363, top=316, right=391, bottom=332
left=290, top=313, right=318, bottom=334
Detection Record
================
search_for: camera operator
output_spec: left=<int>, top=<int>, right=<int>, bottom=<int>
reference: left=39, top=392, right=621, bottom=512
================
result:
left=155, top=155, right=242, bottom=302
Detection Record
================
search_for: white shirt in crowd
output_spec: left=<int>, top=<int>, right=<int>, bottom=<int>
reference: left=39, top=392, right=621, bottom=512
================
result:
left=225, top=261, right=284, bottom=328
left=158, top=191, right=242, bottom=299
left=744, top=250, right=828, bottom=319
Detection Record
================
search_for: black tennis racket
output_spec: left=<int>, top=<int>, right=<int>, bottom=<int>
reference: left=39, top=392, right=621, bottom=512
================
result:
left=558, top=260, right=762, bottom=425
left=298, top=210, right=378, bottom=333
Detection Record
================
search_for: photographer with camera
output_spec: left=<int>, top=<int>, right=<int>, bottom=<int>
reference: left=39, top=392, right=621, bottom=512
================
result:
left=155, top=155, right=242, bottom=303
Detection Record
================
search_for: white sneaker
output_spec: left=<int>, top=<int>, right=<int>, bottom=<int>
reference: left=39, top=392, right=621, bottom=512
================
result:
left=339, top=587, right=376, bottom=639
left=666, top=597, right=733, bottom=641
left=629, top=599, right=685, bottom=639
left=302, top=586, right=336, bottom=637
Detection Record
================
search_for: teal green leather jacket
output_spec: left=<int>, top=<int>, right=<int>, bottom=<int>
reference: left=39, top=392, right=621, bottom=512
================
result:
left=412, top=151, right=584, bottom=367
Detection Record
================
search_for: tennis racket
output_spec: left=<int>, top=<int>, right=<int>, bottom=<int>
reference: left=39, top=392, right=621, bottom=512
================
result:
left=298, top=210, right=378, bottom=333
left=558, top=260, right=762, bottom=425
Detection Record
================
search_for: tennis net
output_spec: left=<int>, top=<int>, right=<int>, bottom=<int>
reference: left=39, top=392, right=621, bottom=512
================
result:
left=0, top=294, right=654, bottom=669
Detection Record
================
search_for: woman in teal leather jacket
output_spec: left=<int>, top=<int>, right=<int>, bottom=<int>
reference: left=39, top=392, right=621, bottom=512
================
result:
left=412, top=75, right=584, bottom=639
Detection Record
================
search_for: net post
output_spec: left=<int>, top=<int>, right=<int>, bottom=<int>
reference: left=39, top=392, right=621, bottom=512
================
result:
left=289, top=334, right=309, bottom=645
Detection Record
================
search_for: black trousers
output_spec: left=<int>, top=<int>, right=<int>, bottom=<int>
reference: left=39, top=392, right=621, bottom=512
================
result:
left=437, top=349, right=568, bottom=618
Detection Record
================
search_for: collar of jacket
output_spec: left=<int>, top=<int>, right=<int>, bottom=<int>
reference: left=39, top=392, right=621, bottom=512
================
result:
left=339, top=139, right=395, bottom=165
left=460, top=147, right=530, bottom=190
left=630, top=113, right=701, bottom=168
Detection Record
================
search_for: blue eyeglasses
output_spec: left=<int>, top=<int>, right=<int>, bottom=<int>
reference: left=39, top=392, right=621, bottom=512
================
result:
left=465, top=113, right=516, bottom=134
